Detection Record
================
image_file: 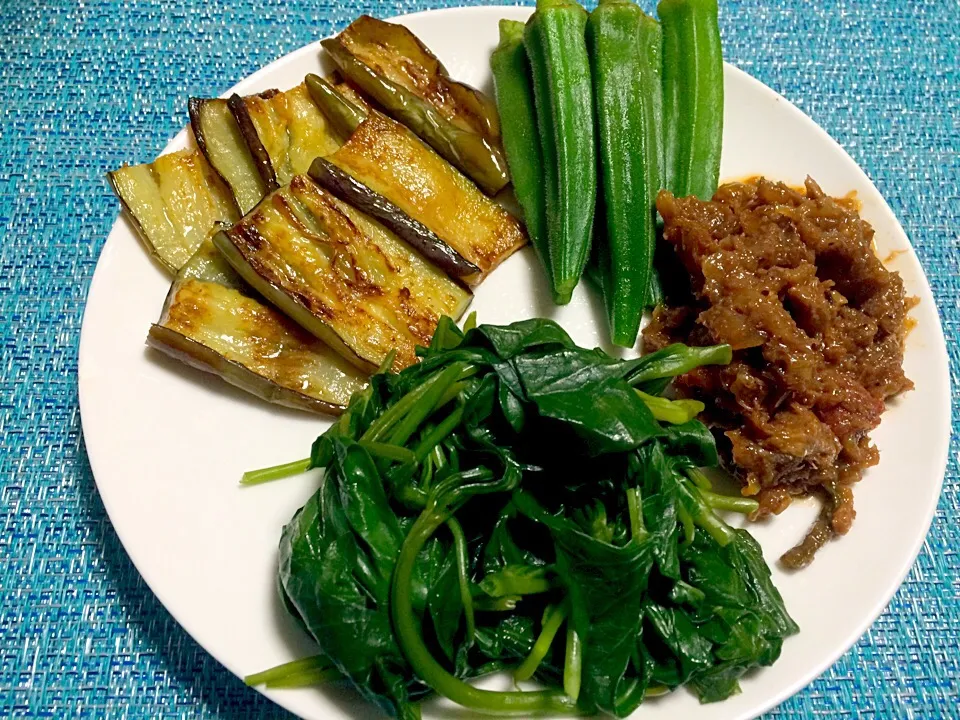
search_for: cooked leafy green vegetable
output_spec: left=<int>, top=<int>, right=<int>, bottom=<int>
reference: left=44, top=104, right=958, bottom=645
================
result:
left=256, top=317, right=794, bottom=718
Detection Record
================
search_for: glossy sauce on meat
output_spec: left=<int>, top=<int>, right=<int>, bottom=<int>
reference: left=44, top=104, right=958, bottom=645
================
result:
left=644, top=177, right=913, bottom=567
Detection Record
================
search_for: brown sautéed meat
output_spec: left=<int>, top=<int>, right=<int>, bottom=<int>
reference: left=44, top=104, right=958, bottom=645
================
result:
left=644, top=177, right=913, bottom=568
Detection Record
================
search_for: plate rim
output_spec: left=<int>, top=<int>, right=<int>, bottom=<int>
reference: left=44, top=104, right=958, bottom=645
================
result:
left=78, top=5, right=952, bottom=719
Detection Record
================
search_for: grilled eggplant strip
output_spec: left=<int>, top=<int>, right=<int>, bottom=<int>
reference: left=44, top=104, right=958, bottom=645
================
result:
left=108, top=149, right=239, bottom=273
left=323, top=15, right=509, bottom=195
left=149, top=239, right=368, bottom=413
left=214, top=175, right=471, bottom=372
left=192, top=82, right=349, bottom=214
left=309, top=157, right=479, bottom=279
left=311, top=110, right=526, bottom=285
left=190, top=97, right=269, bottom=214
left=239, top=82, right=345, bottom=186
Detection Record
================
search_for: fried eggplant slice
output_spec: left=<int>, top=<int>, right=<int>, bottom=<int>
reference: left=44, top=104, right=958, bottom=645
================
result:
left=191, top=82, right=354, bottom=213
left=148, top=238, right=368, bottom=413
left=190, top=97, right=270, bottom=214
left=305, top=75, right=478, bottom=279
left=237, top=82, right=345, bottom=186
left=322, top=15, right=509, bottom=194
left=309, top=157, right=479, bottom=279
left=214, top=175, right=472, bottom=372
left=108, top=149, right=239, bottom=273
left=310, top=112, right=526, bottom=285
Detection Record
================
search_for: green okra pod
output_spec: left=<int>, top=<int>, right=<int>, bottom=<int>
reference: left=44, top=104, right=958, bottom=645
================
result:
left=525, top=0, right=597, bottom=305
left=490, top=19, right=551, bottom=286
left=658, top=0, right=724, bottom=200
left=587, top=0, right=662, bottom=346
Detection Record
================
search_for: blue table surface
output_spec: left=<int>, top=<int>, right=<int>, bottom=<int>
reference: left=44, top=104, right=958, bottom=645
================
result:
left=1, top=0, right=957, bottom=717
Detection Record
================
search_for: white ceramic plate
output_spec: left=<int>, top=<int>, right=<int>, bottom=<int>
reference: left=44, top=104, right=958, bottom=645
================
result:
left=79, top=6, right=951, bottom=719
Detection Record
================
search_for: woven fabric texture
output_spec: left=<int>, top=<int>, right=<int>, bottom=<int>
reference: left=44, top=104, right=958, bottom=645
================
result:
left=0, top=0, right=957, bottom=717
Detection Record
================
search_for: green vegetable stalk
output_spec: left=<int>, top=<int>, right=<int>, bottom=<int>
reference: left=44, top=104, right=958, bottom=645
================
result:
left=392, top=490, right=578, bottom=716
left=393, top=596, right=569, bottom=715
left=587, top=0, right=662, bottom=347
left=490, top=20, right=551, bottom=287
left=658, top=0, right=724, bottom=200
left=244, top=655, right=339, bottom=689
left=563, top=623, right=582, bottom=701
left=480, top=565, right=555, bottom=597
left=525, top=0, right=597, bottom=304
left=240, top=457, right=311, bottom=486
left=636, top=389, right=704, bottom=424
left=513, top=603, right=568, bottom=681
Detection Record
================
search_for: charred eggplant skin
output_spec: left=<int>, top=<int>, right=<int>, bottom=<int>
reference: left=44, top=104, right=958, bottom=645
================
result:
left=189, top=97, right=214, bottom=157
left=212, top=224, right=375, bottom=372
left=333, top=16, right=500, bottom=135
left=228, top=93, right=280, bottom=192
left=321, top=23, right=510, bottom=195
left=189, top=97, right=269, bottom=214
left=194, top=85, right=342, bottom=212
left=240, top=81, right=345, bottom=186
left=308, top=157, right=479, bottom=280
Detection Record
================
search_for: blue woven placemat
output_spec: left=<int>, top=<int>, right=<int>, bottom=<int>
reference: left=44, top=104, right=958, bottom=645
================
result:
left=1, top=0, right=957, bottom=716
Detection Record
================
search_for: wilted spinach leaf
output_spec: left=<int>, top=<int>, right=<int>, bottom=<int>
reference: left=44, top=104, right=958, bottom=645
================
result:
left=265, top=318, right=795, bottom=718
